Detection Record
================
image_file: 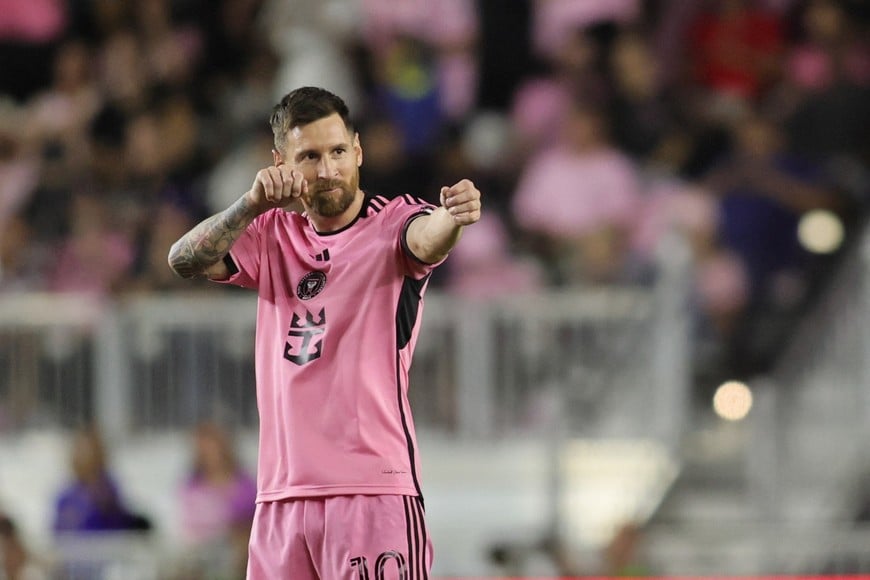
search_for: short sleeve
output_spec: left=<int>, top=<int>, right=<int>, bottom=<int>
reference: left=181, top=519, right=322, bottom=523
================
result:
left=382, top=195, right=445, bottom=279
left=212, top=210, right=275, bottom=289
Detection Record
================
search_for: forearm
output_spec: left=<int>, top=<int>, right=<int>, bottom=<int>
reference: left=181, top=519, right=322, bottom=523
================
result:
left=407, top=208, right=463, bottom=264
left=168, top=192, right=262, bottom=279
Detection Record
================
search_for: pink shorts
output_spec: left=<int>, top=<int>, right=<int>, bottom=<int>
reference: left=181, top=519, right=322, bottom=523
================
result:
left=246, top=494, right=432, bottom=579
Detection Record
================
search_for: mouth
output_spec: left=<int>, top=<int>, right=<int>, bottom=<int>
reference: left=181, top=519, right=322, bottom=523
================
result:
left=314, top=185, right=342, bottom=195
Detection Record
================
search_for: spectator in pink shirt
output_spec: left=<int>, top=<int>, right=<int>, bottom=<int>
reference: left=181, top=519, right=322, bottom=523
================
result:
left=48, top=193, right=134, bottom=297
left=177, top=422, right=256, bottom=579
left=512, top=102, right=642, bottom=284
left=446, top=213, right=543, bottom=299
left=531, top=0, right=640, bottom=61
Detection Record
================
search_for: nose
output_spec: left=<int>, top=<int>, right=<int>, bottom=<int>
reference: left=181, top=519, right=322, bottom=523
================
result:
left=317, top=156, right=335, bottom=179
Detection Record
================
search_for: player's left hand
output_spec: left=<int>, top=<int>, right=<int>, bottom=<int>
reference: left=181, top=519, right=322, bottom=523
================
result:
left=440, top=179, right=482, bottom=227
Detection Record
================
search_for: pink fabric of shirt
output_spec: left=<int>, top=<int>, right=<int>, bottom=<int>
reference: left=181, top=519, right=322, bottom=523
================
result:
left=512, top=147, right=642, bottom=238
left=219, top=195, right=441, bottom=502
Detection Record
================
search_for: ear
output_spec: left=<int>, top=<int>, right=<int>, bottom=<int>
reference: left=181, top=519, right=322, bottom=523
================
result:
left=272, top=148, right=284, bottom=167
left=353, top=132, right=362, bottom=168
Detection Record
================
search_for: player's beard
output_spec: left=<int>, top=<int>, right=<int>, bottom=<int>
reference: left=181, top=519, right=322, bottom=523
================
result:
left=308, top=171, right=359, bottom=217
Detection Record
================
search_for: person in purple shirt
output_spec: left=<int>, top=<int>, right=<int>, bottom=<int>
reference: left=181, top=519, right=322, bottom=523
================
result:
left=52, top=426, right=150, bottom=533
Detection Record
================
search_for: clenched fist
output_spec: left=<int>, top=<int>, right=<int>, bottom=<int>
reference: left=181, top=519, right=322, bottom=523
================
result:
left=440, top=179, right=482, bottom=226
left=248, top=165, right=308, bottom=211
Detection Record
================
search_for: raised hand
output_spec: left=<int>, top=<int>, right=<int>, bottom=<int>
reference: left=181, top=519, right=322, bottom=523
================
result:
left=249, top=165, right=309, bottom=211
left=440, top=179, right=482, bottom=227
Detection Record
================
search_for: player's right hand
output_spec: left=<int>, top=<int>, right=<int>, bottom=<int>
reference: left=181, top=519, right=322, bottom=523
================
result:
left=249, top=166, right=308, bottom=210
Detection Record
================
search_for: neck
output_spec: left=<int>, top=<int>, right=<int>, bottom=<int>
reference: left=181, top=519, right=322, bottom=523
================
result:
left=308, top=190, right=365, bottom=233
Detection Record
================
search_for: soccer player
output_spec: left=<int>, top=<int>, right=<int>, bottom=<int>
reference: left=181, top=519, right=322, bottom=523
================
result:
left=167, top=86, right=482, bottom=579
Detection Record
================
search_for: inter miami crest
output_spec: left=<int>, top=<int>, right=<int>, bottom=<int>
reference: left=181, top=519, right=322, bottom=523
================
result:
left=297, top=271, right=326, bottom=300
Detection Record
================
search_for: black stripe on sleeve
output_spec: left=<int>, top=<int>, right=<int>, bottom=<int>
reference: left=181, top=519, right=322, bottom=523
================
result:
left=223, top=253, right=239, bottom=276
left=396, top=275, right=428, bottom=350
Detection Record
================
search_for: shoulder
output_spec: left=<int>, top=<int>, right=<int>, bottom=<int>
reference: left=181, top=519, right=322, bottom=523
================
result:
left=256, top=208, right=305, bottom=224
left=371, top=193, right=435, bottom=218
left=247, top=208, right=308, bottom=238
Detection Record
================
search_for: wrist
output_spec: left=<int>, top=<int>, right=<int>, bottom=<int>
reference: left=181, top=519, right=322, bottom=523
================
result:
left=242, top=190, right=270, bottom=216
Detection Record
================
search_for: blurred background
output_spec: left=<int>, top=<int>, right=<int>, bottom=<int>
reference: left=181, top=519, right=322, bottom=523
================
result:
left=0, top=0, right=868, bottom=577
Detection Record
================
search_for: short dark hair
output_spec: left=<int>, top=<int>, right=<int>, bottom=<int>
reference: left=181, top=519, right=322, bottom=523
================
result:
left=270, top=87, right=353, bottom=153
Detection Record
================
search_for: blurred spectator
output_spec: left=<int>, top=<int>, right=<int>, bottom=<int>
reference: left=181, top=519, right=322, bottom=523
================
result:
left=132, top=0, right=203, bottom=90
left=531, top=0, right=640, bottom=62
left=687, top=0, right=785, bottom=102
left=47, top=193, right=134, bottom=297
left=199, top=0, right=266, bottom=87
left=21, top=38, right=100, bottom=184
left=52, top=426, right=151, bottom=533
left=360, top=0, right=478, bottom=153
left=0, top=215, right=47, bottom=293
left=782, top=0, right=870, bottom=164
left=205, top=126, right=275, bottom=214
left=0, top=103, right=39, bottom=233
left=445, top=212, right=543, bottom=299
left=0, top=0, right=67, bottom=101
left=511, top=102, right=643, bottom=285
left=0, top=513, right=49, bottom=580
left=700, top=110, right=850, bottom=373
left=214, top=39, right=279, bottom=142
left=176, top=422, right=256, bottom=579
left=476, top=0, right=537, bottom=111
left=124, top=201, right=199, bottom=293
left=260, top=0, right=361, bottom=114
left=704, top=112, right=842, bottom=307
left=786, top=0, right=869, bottom=93
left=359, top=116, right=430, bottom=199
left=510, top=19, right=616, bottom=160
left=632, top=176, right=750, bottom=340
left=437, top=112, right=517, bottom=213
left=608, top=31, right=687, bottom=169
left=97, top=29, right=150, bottom=113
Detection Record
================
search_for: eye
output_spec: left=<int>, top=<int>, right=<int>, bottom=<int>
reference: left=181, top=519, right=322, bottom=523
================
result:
left=333, top=147, right=346, bottom=156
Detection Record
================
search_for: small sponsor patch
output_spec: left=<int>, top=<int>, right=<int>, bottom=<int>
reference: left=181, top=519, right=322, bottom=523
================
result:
left=296, top=271, right=327, bottom=300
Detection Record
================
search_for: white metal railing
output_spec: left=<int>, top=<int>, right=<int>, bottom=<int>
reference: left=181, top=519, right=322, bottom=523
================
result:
left=644, top=523, right=870, bottom=575
left=0, top=233, right=692, bottom=447
left=744, top=225, right=870, bottom=525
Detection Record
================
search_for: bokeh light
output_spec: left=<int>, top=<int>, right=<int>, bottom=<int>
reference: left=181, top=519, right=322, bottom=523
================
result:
left=798, top=210, right=844, bottom=254
left=713, top=381, right=753, bottom=422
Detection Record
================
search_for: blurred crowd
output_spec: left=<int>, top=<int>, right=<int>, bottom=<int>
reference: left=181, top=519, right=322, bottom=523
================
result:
left=1, top=423, right=256, bottom=579
left=0, top=0, right=868, bottom=382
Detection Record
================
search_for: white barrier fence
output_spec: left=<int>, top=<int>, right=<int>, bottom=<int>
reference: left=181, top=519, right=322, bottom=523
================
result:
left=0, top=281, right=690, bottom=448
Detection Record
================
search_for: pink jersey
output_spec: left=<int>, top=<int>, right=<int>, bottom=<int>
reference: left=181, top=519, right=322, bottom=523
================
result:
left=218, top=194, right=441, bottom=503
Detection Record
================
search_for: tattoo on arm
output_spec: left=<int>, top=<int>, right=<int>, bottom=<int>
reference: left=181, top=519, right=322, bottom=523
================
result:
left=168, top=195, right=260, bottom=279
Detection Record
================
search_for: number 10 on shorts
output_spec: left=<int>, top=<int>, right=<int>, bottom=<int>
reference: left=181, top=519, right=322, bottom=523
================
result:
left=350, top=551, right=408, bottom=579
